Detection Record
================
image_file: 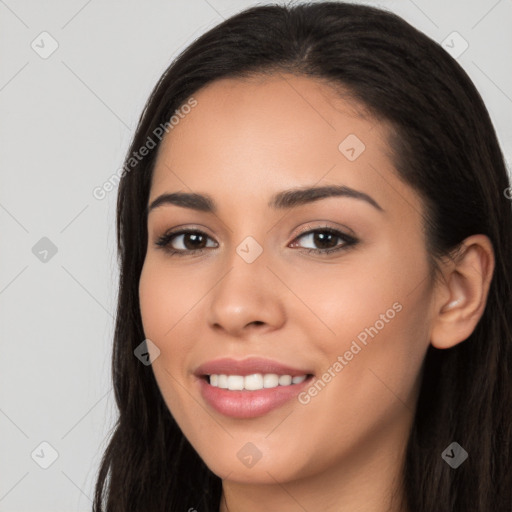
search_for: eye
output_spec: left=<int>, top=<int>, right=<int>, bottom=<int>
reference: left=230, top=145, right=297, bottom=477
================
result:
left=155, top=229, right=217, bottom=256
left=290, top=227, right=358, bottom=255
left=154, top=226, right=358, bottom=256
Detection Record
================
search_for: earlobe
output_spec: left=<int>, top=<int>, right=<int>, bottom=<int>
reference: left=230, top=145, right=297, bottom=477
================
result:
left=430, top=234, right=495, bottom=350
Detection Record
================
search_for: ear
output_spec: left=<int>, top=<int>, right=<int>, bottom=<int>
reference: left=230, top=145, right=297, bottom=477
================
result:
left=430, top=234, right=495, bottom=349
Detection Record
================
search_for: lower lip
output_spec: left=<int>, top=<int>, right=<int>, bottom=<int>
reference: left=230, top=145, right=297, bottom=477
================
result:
left=198, top=376, right=313, bottom=419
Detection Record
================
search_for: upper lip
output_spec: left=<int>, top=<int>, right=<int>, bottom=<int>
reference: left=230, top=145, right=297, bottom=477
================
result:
left=194, top=357, right=314, bottom=377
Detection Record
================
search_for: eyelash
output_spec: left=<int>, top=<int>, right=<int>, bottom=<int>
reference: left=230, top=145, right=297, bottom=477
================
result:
left=154, top=226, right=358, bottom=257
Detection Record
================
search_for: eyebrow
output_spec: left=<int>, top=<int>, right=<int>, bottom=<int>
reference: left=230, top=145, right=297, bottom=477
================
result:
left=147, top=184, right=384, bottom=215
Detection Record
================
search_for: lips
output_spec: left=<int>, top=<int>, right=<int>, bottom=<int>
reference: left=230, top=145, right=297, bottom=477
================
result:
left=194, top=357, right=314, bottom=378
left=194, top=357, right=315, bottom=419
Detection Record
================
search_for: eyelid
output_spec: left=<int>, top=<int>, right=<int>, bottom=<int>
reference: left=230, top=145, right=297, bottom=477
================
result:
left=292, top=221, right=357, bottom=239
left=154, top=223, right=216, bottom=240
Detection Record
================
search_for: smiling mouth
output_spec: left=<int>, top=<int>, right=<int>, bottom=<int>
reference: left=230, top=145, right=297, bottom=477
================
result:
left=202, top=373, right=315, bottom=391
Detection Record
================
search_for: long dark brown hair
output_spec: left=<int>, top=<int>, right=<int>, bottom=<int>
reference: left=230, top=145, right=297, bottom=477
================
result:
left=93, top=2, right=512, bottom=511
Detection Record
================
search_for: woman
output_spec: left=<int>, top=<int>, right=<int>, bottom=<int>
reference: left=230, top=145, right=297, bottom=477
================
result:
left=93, top=2, right=512, bottom=511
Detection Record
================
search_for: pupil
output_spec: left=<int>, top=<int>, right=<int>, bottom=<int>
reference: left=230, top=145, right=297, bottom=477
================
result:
left=315, top=232, right=336, bottom=249
left=185, top=233, right=205, bottom=250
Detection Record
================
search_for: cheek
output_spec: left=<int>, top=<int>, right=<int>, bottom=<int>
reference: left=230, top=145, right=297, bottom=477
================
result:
left=139, top=260, right=165, bottom=338
left=285, top=241, right=432, bottom=406
left=138, top=261, right=193, bottom=401
left=139, top=258, right=205, bottom=341
left=276, top=244, right=421, bottom=347
left=138, top=258, right=209, bottom=414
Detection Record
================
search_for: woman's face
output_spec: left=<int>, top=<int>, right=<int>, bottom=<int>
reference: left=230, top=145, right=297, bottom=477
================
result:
left=139, top=74, right=435, bottom=486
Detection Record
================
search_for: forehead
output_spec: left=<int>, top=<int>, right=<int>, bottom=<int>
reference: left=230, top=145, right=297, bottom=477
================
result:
left=160, top=73, right=377, bottom=150
left=149, top=73, right=416, bottom=218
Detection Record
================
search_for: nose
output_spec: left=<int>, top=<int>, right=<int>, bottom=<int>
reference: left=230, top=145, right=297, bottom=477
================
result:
left=206, top=249, right=286, bottom=339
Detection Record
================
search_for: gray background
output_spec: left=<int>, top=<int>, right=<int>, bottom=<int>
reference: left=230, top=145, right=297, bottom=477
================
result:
left=1, top=0, right=511, bottom=510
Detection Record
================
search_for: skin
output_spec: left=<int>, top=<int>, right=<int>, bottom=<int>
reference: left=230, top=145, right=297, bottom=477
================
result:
left=138, top=73, right=494, bottom=512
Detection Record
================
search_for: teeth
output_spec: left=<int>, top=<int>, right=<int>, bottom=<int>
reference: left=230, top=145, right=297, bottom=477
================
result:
left=218, top=374, right=228, bottom=389
left=263, top=373, right=279, bottom=388
left=227, top=375, right=244, bottom=391
left=278, top=375, right=292, bottom=386
left=208, top=373, right=309, bottom=391
left=244, top=373, right=264, bottom=390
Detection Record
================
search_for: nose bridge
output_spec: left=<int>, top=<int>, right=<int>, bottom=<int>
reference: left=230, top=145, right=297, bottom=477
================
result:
left=206, top=232, right=286, bottom=335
